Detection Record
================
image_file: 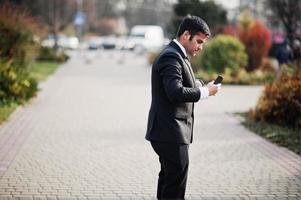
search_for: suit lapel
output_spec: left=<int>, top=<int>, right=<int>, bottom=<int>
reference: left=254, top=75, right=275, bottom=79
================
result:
left=183, top=58, right=196, bottom=87
left=169, top=41, right=196, bottom=87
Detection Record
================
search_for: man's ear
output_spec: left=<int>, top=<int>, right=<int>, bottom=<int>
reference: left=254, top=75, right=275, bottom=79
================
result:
left=183, top=31, right=190, bottom=40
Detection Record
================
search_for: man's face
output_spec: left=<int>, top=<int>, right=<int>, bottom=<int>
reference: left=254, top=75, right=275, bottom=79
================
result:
left=182, top=31, right=208, bottom=57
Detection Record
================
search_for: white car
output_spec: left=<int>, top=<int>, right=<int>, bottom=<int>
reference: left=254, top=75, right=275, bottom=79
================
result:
left=125, top=25, right=165, bottom=53
left=102, top=35, right=117, bottom=49
left=64, top=36, right=79, bottom=50
left=41, top=35, right=79, bottom=50
left=87, top=36, right=103, bottom=50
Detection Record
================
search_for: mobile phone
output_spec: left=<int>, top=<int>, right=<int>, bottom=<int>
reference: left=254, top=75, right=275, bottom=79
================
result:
left=213, top=75, right=223, bottom=84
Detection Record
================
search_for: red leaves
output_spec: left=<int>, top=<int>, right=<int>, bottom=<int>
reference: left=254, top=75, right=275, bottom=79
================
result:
left=239, top=21, right=272, bottom=71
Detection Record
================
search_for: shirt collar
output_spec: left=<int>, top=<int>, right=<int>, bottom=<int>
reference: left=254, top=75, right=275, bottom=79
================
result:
left=173, top=39, right=188, bottom=58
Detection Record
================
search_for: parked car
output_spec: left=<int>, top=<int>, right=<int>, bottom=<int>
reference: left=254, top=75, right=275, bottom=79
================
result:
left=124, top=25, right=164, bottom=53
left=87, top=36, right=103, bottom=50
left=41, top=34, right=79, bottom=50
left=102, top=35, right=117, bottom=49
left=64, top=36, right=79, bottom=49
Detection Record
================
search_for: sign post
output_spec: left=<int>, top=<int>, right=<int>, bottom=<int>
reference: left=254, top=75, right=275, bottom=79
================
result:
left=73, top=11, right=86, bottom=41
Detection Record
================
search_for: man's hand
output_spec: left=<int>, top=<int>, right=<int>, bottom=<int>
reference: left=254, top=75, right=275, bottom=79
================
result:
left=207, top=81, right=221, bottom=96
left=197, top=80, right=221, bottom=99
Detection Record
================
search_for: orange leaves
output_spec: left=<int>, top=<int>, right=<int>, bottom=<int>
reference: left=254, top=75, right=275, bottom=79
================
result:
left=238, top=21, right=272, bottom=71
left=251, top=68, right=301, bottom=127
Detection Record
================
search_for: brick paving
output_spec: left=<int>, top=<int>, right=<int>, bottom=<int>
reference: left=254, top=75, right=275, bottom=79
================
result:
left=0, top=50, right=300, bottom=200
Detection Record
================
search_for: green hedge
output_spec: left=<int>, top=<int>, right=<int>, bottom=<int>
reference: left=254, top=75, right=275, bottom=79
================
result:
left=192, top=34, right=248, bottom=74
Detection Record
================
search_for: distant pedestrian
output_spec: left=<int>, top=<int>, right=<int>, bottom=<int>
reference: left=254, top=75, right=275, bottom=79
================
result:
left=276, top=39, right=293, bottom=65
left=145, top=15, right=221, bottom=199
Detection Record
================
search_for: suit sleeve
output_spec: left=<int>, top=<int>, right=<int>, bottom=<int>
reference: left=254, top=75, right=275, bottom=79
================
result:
left=158, top=54, right=201, bottom=103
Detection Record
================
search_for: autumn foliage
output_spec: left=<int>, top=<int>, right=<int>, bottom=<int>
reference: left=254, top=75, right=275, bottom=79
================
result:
left=249, top=65, right=301, bottom=128
left=239, top=21, right=272, bottom=71
left=0, top=2, right=40, bottom=66
left=0, top=2, right=39, bottom=103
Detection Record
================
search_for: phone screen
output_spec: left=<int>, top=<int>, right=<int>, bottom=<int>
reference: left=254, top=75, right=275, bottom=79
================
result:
left=213, top=75, right=223, bottom=84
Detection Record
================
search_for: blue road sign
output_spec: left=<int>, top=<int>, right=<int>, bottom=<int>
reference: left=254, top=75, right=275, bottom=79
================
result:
left=74, top=11, right=86, bottom=26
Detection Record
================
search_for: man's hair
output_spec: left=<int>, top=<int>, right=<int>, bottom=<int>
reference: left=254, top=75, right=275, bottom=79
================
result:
left=176, top=15, right=211, bottom=40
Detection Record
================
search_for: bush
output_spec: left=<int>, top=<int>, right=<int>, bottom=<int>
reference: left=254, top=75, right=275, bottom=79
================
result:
left=0, top=60, right=37, bottom=104
left=222, top=68, right=275, bottom=85
left=38, top=47, right=69, bottom=62
left=239, top=21, right=272, bottom=71
left=0, top=2, right=39, bottom=104
left=195, top=68, right=275, bottom=85
left=0, top=2, right=39, bottom=67
left=192, top=34, right=248, bottom=74
left=249, top=64, right=301, bottom=127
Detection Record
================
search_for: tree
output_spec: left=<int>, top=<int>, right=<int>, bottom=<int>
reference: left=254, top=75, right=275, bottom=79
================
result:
left=21, top=0, right=77, bottom=50
left=266, top=0, right=301, bottom=46
left=171, top=0, right=227, bottom=36
left=238, top=19, right=272, bottom=72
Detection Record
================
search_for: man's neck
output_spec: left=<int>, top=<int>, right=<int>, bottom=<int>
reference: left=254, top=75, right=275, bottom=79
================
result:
left=173, top=38, right=187, bottom=58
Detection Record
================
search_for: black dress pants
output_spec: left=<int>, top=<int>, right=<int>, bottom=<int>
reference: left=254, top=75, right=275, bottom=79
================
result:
left=151, top=141, right=189, bottom=200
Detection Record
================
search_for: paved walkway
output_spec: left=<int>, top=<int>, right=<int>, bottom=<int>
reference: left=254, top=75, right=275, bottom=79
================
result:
left=0, top=50, right=300, bottom=200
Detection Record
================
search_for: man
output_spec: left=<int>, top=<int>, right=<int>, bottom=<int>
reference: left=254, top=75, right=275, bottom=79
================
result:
left=145, top=15, right=220, bottom=199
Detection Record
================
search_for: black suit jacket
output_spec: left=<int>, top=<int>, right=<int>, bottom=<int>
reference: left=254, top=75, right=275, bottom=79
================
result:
left=145, top=41, right=201, bottom=144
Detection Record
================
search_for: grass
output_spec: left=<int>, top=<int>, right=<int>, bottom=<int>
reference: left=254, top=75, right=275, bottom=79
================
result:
left=236, top=112, right=301, bottom=156
left=0, top=61, right=61, bottom=124
left=29, top=60, right=60, bottom=81
left=0, top=102, right=19, bottom=124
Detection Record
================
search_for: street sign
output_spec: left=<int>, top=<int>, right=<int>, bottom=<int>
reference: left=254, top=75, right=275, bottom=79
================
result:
left=74, top=11, right=86, bottom=26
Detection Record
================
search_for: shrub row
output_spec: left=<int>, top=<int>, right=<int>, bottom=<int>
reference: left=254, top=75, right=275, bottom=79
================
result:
left=38, top=47, right=69, bottom=62
left=0, top=2, right=40, bottom=104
